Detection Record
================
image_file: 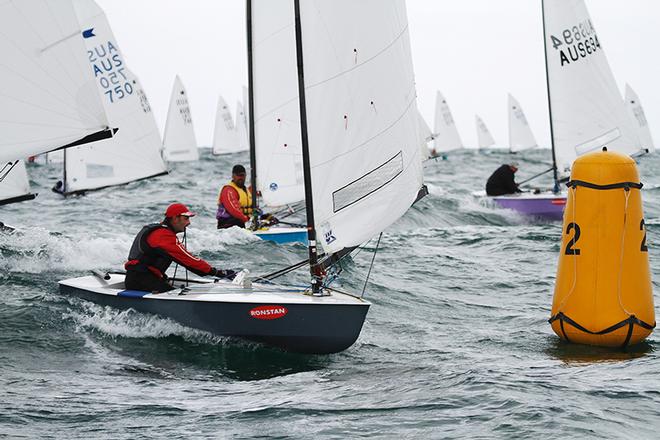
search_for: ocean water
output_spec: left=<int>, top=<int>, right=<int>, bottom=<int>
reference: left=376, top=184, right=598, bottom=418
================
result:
left=1, top=148, right=659, bottom=439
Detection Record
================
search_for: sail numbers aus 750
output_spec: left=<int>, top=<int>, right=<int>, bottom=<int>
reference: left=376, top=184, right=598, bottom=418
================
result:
left=549, top=19, right=601, bottom=67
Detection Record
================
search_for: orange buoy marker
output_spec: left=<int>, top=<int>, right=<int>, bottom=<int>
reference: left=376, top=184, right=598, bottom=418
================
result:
left=550, top=148, right=655, bottom=347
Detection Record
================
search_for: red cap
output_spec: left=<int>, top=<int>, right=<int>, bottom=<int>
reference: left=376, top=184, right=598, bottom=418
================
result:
left=165, top=203, right=196, bottom=218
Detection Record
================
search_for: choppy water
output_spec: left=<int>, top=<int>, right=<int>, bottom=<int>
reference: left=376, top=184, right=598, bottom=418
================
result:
left=2, top=148, right=660, bottom=439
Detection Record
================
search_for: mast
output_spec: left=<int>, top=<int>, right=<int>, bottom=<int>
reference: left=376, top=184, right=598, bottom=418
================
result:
left=293, top=0, right=321, bottom=294
left=541, top=0, right=560, bottom=192
left=246, top=0, right=259, bottom=228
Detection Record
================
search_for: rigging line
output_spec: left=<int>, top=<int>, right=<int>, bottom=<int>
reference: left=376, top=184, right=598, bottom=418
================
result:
left=361, top=232, right=383, bottom=298
left=0, top=160, right=17, bottom=183
left=518, top=167, right=555, bottom=186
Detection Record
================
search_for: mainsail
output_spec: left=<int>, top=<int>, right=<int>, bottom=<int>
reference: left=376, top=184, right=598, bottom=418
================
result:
left=433, top=91, right=463, bottom=153
left=625, top=84, right=654, bottom=153
left=0, top=161, right=36, bottom=206
left=62, top=0, right=167, bottom=194
left=296, top=0, right=425, bottom=255
left=475, top=115, right=496, bottom=149
left=508, top=94, right=538, bottom=152
left=211, top=95, right=241, bottom=154
left=251, top=0, right=305, bottom=208
left=0, top=0, right=113, bottom=163
left=162, top=75, right=199, bottom=162
left=543, top=0, right=642, bottom=174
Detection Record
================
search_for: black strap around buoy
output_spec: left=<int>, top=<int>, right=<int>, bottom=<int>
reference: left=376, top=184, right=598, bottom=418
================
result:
left=548, top=312, right=656, bottom=348
left=566, top=180, right=643, bottom=191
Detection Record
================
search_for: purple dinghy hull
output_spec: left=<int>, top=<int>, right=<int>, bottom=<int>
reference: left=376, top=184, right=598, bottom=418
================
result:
left=491, top=194, right=566, bottom=220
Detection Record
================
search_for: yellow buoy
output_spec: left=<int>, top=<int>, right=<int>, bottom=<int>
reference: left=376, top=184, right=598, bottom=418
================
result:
left=550, top=148, right=655, bottom=347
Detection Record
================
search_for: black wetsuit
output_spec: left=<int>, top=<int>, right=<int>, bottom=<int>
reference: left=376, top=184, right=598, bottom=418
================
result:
left=486, top=165, right=521, bottom=196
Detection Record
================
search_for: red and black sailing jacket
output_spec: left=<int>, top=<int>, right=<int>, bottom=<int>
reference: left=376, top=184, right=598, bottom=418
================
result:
left=124, top=223, right=213, bottom=278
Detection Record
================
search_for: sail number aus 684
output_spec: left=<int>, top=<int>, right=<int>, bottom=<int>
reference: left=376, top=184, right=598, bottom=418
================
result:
left=549, top=19, right=601, bottom=67
left=564, top=220, right=649, bottom=255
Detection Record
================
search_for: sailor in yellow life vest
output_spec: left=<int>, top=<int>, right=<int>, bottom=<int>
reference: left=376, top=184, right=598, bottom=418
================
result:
left=216, top=164, right=254, bottom=229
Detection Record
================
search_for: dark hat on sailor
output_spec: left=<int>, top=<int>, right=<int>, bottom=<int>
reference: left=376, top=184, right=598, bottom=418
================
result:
left=232, top=164, right=246, bottom=175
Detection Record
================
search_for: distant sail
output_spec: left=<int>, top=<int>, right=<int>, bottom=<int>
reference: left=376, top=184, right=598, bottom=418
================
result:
left=433, top=91, right=463, bottom=152
left=212, top=95, right=241, bottom=154
left=62, top=0, right=167, bottom=194
left=624, top=84, right=654, bottom=153
left=508, top=94, right=538, bottom=152
left=236, top=101, right=249, bottom=153
left=0, top=0, right=111, bottom=163
left=416, top=108, right=433, bottom=159
left=0, top=161, right=36, bottom=206
left=475, top=115, right=496, bottom=148
left=162, top=75, right=199, bottom=162
left=543, top=0, right=642, bottom=173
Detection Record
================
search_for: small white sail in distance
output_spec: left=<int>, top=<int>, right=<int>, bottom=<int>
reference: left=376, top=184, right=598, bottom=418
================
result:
left=416, top=108, right=433, bottom=159
left=162, top=75, right=199, bottom=162
left=212, top=95, right=242, bottom=154
left=508, top=93, right=538, bottom=152
left=0, top=0, right=113, bottom=163
left=433, top=90, right=463, bottom=153
left=236, top=100, right=250, bottom=153
left=298, top=0, right=425, bottom=254
left=624, top=84, right=654, bottom=153
left=475, top=115, right=496, bottom=149
left=63, top=0, right=167, bottom=194
left=252, top=0, right=305, bottom=208
left=543, top=0, right=642, bottom=173
left=0, top=161, right=36, bottom=206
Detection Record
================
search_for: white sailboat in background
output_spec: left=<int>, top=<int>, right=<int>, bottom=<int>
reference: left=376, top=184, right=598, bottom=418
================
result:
left=477, top=0, right=644, bottom=220
left=62, top=0, right=426, bottom=354
left=236, top=101, right=249, bottom=152
left=416, top=108, right=434, bottom=159
left=508, top=93, right=539, bottom=152
left=0, top=161, right=36, bottom=206
left=248, top=0, right=307, bottom=243
left=475, top=115, right=496, bottom=149
left=0, top=0, right=115, bottom=164
left=624, top=84, right=654, bottom=153
left=433, top=90, right=464, bottom=154
left=162, top=75, right=199, bottom=162
left=57, top=0, right=167, bottom=195
left=211, top=95, right=241, bottom=154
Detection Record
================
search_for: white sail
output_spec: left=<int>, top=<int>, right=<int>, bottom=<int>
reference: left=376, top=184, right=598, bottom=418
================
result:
left=162, top=75, right=199, bottom=162
left=0, top=161, right=34, bottom=205
left=543, top=0, right=642, bottom=173
left=251, top=0, right=305, bottom=207
left=433, top=91, right=463, bottom=153
left=298, top=0, right=424, bottom=254
left=63, top=0, right=167, bottom=194
left=475, top=115, right=496, bottom=149
left=0, top=0, right=110, bottom=163
left=625, top=84, right=654, bottom=153
left=47, top=150, right=65, bottom=164
left=508, top=94, right=538, bottom=152
left=416, top=108, right=433, bottom=159
left=212, top=95, right=241, bottom=154
left=236, top=101, right=249, bottom=152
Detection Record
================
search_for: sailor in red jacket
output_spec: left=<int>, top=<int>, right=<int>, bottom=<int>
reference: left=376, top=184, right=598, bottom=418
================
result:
left=125, top=203, right=236, bottom=292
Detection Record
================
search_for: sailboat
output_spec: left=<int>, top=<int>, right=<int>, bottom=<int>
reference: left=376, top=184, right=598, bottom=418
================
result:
left=236, top=101, right=249, bottom=152
left=0, top=0, right=115, bottom=165
left=475, top=115, right=496, bottom=149
left=476, top=0, right=645, bottom=220
left=0, top=161, right=37, bottom=206
left=432, top=91, right=464, bottom=155
left=162, top=75, right=199, bottom=162
left=416, top=108, right=435, bottom=160
left=624, top=84, right=654, bottom=153
left=508, top=93, right=539, bottom=152
left=211, top=95, right=242, bottom=154
left=59, top=0, right=426, bottom=354
left=55, top=0, right=168, bottom=196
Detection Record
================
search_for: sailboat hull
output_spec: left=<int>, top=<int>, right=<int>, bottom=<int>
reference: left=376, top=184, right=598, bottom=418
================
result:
left=474, top=190, right=566, bottom=220
left=59, top=274, right=369, bottom=354
left=254, top=227, right=308, bottom=244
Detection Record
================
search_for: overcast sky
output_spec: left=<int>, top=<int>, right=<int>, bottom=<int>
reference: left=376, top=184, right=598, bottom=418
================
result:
left=95, top=0, right=659, bottom=149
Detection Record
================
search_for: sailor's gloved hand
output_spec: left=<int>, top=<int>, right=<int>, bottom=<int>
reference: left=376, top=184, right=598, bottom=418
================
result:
left=211, top=268, right=238, bottom=280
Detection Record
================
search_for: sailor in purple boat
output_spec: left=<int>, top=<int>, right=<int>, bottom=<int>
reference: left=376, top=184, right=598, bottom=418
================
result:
left=486, top=163, right=523, bottom=196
